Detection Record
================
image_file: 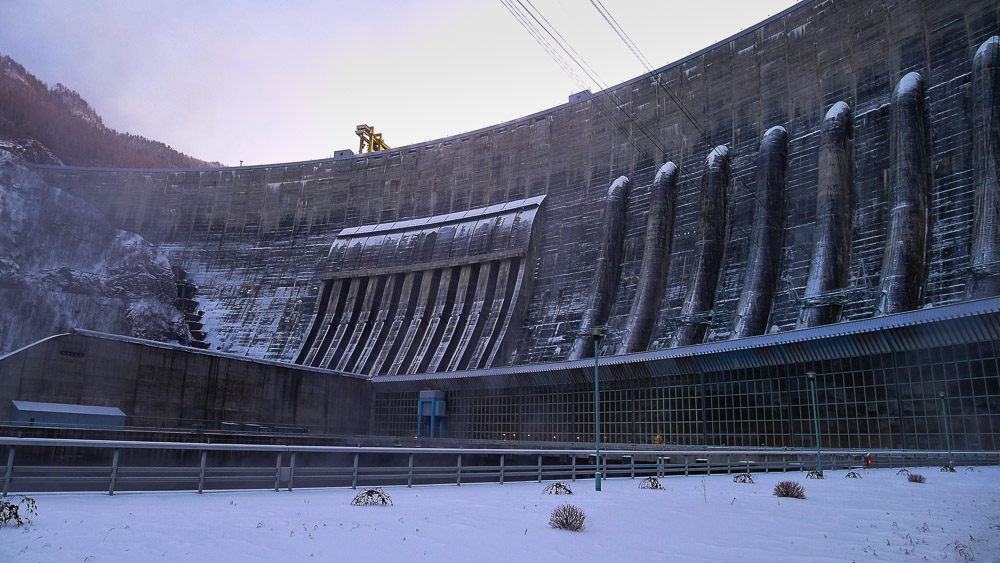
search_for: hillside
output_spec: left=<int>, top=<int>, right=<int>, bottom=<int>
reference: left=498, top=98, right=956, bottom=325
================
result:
left=0, top=148, right=189, bottom=353
left=0, top=54, right=220, bottom=168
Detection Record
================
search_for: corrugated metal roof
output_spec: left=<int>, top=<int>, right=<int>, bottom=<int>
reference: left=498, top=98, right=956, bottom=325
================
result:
left=64, top=329, right=369, bottom=380
left=12, top=400, right=125, bottom=417
left=374, top=296, right=1000, bottom=385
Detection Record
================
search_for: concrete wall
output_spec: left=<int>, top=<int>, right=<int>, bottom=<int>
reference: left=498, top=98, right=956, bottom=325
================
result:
left=30, top=0, right=999, bottom=373
left=0, top=332, right=372, bottom=434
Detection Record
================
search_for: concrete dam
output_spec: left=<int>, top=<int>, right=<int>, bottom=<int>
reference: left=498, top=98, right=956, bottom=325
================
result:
left=33, top=0, right=998, bottom=374
left=5, top=0, right=1000, bottom=449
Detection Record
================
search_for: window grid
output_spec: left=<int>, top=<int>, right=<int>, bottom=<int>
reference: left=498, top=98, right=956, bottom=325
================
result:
left=372, top=341, right=1000, bottom=449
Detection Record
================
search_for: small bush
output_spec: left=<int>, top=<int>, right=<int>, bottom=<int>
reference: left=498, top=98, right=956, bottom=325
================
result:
left=638, top=476, right=664, bottom=490
left=896, top=468, right=911, bottom=476
left=350, top=487, right=392, bottom=506
left=542, top=482, right=573, bottom=495
left=941, top=465, right=956, bottom=473
left=953, top=541, right=975, bottom=561
left=908, top=473, right=926, bottom=484
left=549, top=504, right=586, bottom=531
left=806, top=470, right=824, bottom=479
left=773, top=481, right=806, bottom=499
left=0, top=496, right=37, bottom=528
left=845, top=471, right=862, bottom=479
left=732, top=473, right=754, bottom=484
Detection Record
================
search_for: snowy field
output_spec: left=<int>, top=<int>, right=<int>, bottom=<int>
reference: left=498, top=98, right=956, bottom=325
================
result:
left=3, top=466, right=1000, bottom=562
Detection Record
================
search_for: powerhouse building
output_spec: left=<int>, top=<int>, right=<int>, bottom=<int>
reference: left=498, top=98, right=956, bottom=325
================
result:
left=2, top=0, right=999, bottom=450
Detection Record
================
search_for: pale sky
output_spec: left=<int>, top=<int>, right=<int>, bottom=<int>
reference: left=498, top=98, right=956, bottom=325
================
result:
left=1, top=0, right=799, bottom=166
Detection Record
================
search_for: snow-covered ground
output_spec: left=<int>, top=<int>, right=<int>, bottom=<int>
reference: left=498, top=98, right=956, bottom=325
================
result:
left=3, top=466, right=1000, bottom=562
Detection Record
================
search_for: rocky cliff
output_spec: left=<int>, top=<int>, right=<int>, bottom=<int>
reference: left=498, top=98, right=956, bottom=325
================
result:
left=0, top=149, right=188, bottom=354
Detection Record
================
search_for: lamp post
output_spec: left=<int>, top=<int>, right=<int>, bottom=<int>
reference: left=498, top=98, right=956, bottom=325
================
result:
left=592, top=326, right=604, bottom=491
left=939, top=392, right=954, bottom=470
left=806, top=371, right=823, bottom=477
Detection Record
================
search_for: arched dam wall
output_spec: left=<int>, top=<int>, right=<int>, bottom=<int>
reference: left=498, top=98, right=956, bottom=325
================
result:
left=31, top=0, right=1000, bottom=374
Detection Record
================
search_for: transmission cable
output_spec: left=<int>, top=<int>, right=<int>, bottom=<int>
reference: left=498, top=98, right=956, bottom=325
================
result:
left=500, top=0, right=672, bottom=162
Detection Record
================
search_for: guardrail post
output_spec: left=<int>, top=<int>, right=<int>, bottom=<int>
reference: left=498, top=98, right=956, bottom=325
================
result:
left=706, top=456, right=711, bottom=476
left=352, top=453, right=359, bottom=489
left=630, top=456, right=635, bottom=479
left=274, top=453, right=282, bottom=492
left=571, top=456, right=576, bottom=481
left=499, top=454, right=505, bottom=485
left=457, top=454, right=462, bottom=486
left=684, top=454, right=689, bottom=476
left=3, top=446, right=15, bottom=497
left=288, top=453, right=296, bottom=492
left=407, top=454, right=414, bottom=488
left=109, top=448, right=120, bottom=495
left=198, top=450, right=207, bottom=494
left=727, top=454, right=731, bottom=474
left=764, top=454, right=768, bottom=474
left=537, top=454, right=543, bottom=483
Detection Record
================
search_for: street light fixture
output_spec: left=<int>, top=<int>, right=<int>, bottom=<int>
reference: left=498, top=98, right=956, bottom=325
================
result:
left=939, top=392, right=955, bottom=470
left=806, top=371, right=823, bottom=477
left=591, top=326, right=604, bottom=491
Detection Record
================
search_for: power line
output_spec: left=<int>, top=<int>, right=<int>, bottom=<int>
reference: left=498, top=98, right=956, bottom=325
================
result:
left=500, top=0, right=671, bottom=162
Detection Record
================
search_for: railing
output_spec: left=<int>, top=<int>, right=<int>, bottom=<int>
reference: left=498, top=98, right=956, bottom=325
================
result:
left=2, top=437, right=996, bottom=496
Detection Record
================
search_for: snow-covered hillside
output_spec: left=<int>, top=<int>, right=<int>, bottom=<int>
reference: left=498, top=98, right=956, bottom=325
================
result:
left=2, top=467, right=999, bottom=562
left=0, top=149, right=188, bottom=353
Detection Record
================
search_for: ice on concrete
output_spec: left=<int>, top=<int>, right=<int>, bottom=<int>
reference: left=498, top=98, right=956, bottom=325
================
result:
left=608, top=175, right=629, bottom=197
left=706, top=145, right=728, bottom=166
left=764, top=125, right=787, bottom=138
left=893, top=71, right=924, bottom=100
left=975, top=35, right=999, bottom=61
left=825, top=101, right=851, bottom=122
left=654, top=162, right=678, bottom=185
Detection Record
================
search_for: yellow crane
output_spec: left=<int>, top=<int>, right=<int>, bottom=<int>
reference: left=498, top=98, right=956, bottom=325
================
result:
left=356, top=124, right=390, bottom=153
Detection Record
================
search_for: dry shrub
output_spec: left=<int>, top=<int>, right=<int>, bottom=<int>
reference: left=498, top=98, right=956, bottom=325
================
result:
left=350, top=487, right=393, bottom=506
left=549, top=504, right=586, bottom=531
left=953, top=541, right=976, bottom=561
left=732, top=473, right=754, bottom=484
left=543, top=482, right=573, bottom=495
left=941, top=465, right=956, bottom=473
left=773, top=481, right=806, bottom=499
left=0, top=496, right=37, bottom=528
left=908, top=473, right=927, bottom=484
left=806, top=470, right=825, bottom=479
left=638, top=476, right=664, bottom=490
left=845, top=471, right=862, bottom=479
left=896, top=468, right=911, bottom=476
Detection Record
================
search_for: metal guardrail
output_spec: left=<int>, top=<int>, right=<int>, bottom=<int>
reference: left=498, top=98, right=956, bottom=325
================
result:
left=1, top=437, right=996, bottom=496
